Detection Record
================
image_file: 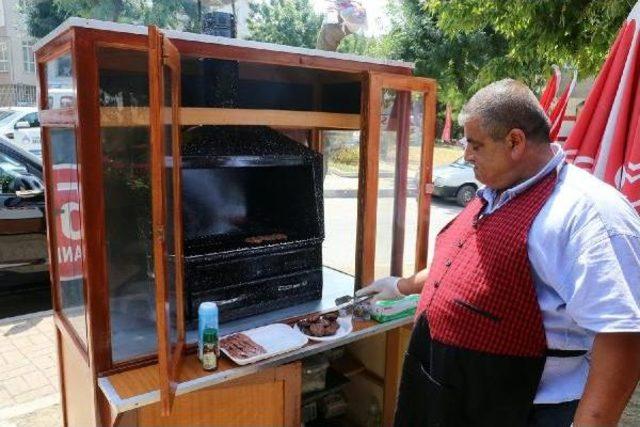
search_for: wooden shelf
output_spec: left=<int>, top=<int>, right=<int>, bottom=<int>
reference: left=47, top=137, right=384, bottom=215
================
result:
left=99, top=107, right=361, bottom=129
left=98, top=316, right=413, bottom=414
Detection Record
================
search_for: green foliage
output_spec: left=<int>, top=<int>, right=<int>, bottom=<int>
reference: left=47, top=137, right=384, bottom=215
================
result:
left=427, top=0, right=632, bottom=83
left=22, top=0, right=70, bottom=38
left=22, top=0, right=201, bottom=38
left=379, top=0, right=511, bottom=110
left=330, top=146, right=359, bottom=166
left=351, top=0, right=631, bottom=137
left=246, top=0, right=323, bottom=48
left=336, top=33, right=384, bottom=57
left=336, top=33, right=370, bottom=56
left=0, top=174, right=13, bottom=193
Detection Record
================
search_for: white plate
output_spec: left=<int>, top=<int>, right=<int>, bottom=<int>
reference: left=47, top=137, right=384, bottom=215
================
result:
left=220, top=323, right=309, bottom=366
left=294, top=315, right=353, bottom=342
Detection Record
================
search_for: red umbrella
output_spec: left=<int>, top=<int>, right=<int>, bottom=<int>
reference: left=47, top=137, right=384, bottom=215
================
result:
left=549, top=69, right=578, bottom=142
left=441, top=103, right=452, bottom=142
left=539, top=65, right=561, bottom=114
left=564, top=3, right=640, bottom=212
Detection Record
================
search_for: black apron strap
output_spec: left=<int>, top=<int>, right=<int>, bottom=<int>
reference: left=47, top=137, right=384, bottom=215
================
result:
left=545, top=349, right=587, bottom=358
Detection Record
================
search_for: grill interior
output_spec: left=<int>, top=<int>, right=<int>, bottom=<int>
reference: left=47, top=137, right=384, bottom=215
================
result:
left=181, top=125, right=324, bottom=324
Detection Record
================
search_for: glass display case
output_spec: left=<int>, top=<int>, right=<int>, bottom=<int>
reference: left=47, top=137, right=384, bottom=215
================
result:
left=35, top=18, right=436, bottom=422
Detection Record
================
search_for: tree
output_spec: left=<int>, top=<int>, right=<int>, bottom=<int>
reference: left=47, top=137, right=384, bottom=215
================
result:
left=23, top=0, right=70, bottom=38
left=336, top=33, right=370, bottom=56
left=427, top=0, right=633, bottom=81
left=22, top=0, right=202, bottom=39
left=246, top=0, right=323, bottom=49
left=377, top=0, right=511, bottom=110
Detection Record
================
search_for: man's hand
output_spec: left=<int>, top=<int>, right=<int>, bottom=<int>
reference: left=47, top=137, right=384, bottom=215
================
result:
left=356, top=276, right=404, bottom=302
left=356, top=269, right=431, bottom=302
left=573, top=332, right=640, bottom=427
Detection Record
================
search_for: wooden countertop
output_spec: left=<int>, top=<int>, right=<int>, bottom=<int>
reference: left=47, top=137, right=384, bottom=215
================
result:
left=98, top=316, right=413, bottom=414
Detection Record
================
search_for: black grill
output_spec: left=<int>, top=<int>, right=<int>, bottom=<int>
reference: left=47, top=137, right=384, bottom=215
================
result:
left=181, top=125, right=324, bottom=324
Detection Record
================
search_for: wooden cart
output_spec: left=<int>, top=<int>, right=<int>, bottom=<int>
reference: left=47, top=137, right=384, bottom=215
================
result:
left=34, top=18, right=436, bottom=427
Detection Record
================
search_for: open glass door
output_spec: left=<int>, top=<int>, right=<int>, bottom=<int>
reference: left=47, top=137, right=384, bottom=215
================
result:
left=148, top=25, right=185, bottom=416
left=356, top=73, right=436, bottom=284
left=355, top=72, right=436, bottom=427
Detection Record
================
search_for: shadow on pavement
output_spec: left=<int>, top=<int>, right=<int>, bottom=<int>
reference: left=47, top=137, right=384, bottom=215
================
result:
left=0, top=286, right=51, bottom=321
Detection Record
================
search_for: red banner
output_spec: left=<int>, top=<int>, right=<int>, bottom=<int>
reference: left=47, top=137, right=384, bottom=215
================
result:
left=52, top=165, right=83, bottom=282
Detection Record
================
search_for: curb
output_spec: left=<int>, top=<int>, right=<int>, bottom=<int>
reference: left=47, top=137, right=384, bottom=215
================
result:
left=328, top=169, right=396, bottom=178
left=0, top=394, right=59, bottom=421
left=324, top=189, right=418, bottom=198
left=0, top=309, right=53, bottom=326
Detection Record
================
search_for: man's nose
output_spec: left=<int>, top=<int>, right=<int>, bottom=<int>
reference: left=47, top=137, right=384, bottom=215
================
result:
left=463, top=143, right=474, bottom=163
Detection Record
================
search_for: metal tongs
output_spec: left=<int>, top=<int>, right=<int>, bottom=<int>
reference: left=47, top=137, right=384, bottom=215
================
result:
left=334, top=293, right=374, bottom=313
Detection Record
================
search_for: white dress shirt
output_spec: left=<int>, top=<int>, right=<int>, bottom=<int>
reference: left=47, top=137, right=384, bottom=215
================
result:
left=477, top=144, right=640, bottom=404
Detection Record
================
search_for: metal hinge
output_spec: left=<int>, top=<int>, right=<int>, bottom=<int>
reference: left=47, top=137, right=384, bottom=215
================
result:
left=424, top=183, right=434, bottom=195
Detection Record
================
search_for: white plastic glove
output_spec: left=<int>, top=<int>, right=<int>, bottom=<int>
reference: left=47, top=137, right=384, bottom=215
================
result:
left=355, top=276, right=404, bottom=302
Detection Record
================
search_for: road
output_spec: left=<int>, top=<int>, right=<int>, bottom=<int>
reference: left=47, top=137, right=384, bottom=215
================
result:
left=323, top=194, right=463, bottom=280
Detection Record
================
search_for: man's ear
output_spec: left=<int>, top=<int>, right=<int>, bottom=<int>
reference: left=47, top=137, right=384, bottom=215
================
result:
left=507, top=128, right=527, bottom=160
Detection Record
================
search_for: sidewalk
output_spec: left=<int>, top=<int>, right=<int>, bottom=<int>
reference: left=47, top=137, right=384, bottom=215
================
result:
left=0, top=310, right=639, bottom=426
left=0, top=310, right=61, bottom=427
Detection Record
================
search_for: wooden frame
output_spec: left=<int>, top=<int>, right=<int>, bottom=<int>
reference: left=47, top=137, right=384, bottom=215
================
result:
left=415, top=87, right=438, bottom=272
left=355, top=72, right=382, bottom=287
left=36, top=30, right=99, bottom=426
left=172, top=38, right=412, bottom=76
left=133, top=363, right=301, bottom=426
left=354, top=72, right=436, bottom=426
left=148, top=25, right=186, bottom=415
left=68, top=23, right=408, bottom=376
left=35, top=18, right=437, bottom=426
left=86, top=33, right=149, bottom=377
left=391, top=91, right=412, bottom=276
left=355, top=73, right=436, bottom=284
left=98, top=107, right=360, bottom=129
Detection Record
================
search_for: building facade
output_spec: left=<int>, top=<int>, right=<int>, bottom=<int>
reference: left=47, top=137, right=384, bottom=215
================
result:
left=0, top=0, right=37, bottom=107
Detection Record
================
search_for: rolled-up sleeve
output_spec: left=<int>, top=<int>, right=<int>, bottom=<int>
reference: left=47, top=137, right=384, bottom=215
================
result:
left=563, top=233, right=640, bottom=333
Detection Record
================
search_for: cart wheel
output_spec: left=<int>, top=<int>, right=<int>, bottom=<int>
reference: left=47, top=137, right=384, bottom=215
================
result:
left=456, top=184, right=476, bottom=207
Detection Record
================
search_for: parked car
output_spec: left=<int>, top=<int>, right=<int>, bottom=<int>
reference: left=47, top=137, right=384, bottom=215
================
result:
left=47, top=87, right=75, bottom=109
left=0, top=135, right=48, bottom=293
left=431, top=156, right=483, bottom=206
left=0, top=107, right=42, bottom=157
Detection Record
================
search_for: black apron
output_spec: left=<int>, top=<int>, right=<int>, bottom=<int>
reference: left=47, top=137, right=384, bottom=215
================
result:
left=394, top=315, right=585, bottom=427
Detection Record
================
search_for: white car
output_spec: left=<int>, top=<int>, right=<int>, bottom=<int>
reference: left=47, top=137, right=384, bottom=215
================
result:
left=432, top=156, right=483, bottom=206
left=47, top=87, right=75, bottom=109
left=0, top=107, right=41, bottom=157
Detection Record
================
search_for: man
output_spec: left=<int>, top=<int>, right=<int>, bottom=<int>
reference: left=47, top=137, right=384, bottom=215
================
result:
left=357, top=79, right=640, bottom=426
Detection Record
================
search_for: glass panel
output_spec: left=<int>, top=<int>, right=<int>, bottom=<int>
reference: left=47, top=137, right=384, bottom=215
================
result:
left=429, top=131, right=466, bottom=266
left=322, top=130, right=360, bottom=276
left=163, top=64, right=178, bottom=344
left=181, top=58, right=361, bottom=114
left=49, top=128, right=87, bottom=344
left=98, top=48, right=156, bottom=362
left=374, top=89, right=400, bottom=279
left=374, top=90, right=423, bottom=278
left=45, top=53, right=75, bottom=109
left=404, top=93, right=424, bottom=273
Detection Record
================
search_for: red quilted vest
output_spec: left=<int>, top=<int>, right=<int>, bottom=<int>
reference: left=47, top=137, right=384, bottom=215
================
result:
left=417, top=172, right=557, bottom=357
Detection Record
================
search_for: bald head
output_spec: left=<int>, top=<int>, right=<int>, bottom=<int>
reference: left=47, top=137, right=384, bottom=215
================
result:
left=458, top=79, right=551, bottom=144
